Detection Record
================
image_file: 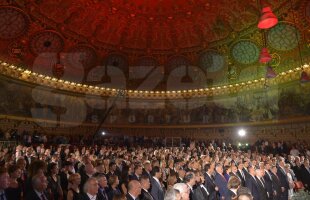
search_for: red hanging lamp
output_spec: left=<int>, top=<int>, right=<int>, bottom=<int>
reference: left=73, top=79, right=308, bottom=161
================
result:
left=265, top=65, right=276, bottom=78
left=258, top=7, right=278, bottom=29
left=259, top=48, right=272, bottom=63
left=300, top=71, right=310, bottom=83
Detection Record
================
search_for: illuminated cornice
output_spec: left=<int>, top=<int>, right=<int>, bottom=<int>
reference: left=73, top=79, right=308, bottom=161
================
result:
left=0, top=60, right=309, bottom=99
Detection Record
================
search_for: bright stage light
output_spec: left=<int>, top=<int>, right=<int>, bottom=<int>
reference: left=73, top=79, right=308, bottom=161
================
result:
left=101, top=131, right=106, bottom=136
left=238, top=129, right=246, bottom=137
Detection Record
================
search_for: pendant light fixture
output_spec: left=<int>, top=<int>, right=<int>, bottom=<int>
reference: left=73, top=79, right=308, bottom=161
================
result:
left=258, top=7, right=278, bottom=29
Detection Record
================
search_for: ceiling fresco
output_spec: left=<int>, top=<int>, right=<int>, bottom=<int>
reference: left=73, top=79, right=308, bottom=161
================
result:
left=0, top=0, right=309, bottom=90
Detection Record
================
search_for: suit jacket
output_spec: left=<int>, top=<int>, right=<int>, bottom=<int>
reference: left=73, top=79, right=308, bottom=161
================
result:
left=98, top=187, right=109, bottom=200
left=126, top=193, right=139, bottom=200
left=276, top=167, right=289, bottom=200
left=193, top=185, right=209, bottom=200
left=204, top=173, right=217, bottom=200
left=129, top=174, right=140, bottom=181
left=214, top=173, right=228, bottom=199
left=139, top=189, right=154, bottom=200
left=255, top=177, right=268, bottom=200
left=300, top=166, right=310, bottom=189
left=242, top=168, right=250, bottom=179
left=270, top=172, right=281, bottom=200
left=150, top=177, right=164, bottom=200
left=25, top=189, right=50, bottom=200
left=236, top=170, right=246, bottom=186
left=225, top=189, right=237, bottom=200
left=245, top=175, right=260, bottom=200
left=263, top=171, right=273, bottom=200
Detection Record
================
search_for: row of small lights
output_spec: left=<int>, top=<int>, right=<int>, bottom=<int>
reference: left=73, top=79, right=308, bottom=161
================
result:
left=1, top=60, right=309, bottom=97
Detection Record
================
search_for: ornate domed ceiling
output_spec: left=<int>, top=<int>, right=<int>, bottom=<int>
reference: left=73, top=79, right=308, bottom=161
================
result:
left=0, top=0, right=309, bottom=90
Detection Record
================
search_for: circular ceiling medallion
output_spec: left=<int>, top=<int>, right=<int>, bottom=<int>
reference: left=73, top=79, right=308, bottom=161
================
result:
left=199, top=50, right=225, bottom=73
left=231, top=40, right=259, bottom=65
left=0, top=6, right=29, bottom=39
left=29, top=30, right=64, bottom=55
left=67, top=45, right=97, bottom=69
left=267, top=22, right=300, bottom=51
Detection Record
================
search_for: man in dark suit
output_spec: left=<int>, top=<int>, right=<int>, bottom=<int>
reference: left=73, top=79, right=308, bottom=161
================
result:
left=236, top=162, right=246, bottom=186
left=214, top=164, right=228, bottom=199
left=270, top=165, right=282, bottom=200
left=150, top=166, right=164, bottom=200
left=139, top=175, right=154, bottom=200
left=80, top=177, right=101, bottom=200
left=177, top=167, right=186, bottom=183
left=263, top=163, right=274, bottom=200
left=127, top=180, right=142, bottom=200
left=245, top=166, right=260, bottom=200
left=130, top=164, right=143, bottom=181
left=25, top=174, right=50, bottom=200
left=95, top=174, right=109, bottom=200
left=301, top=159, right=310, bottom=192
left=0, top=167, right=9, bottom=200
left=194, top=174, right=209, bottom=200
left=277, top=158, right=289, bottom=200
left=255, top=169, right=268, bottom=200
left=142, top=161, right=153, bottom=181
left=184, top=172, right=196, bottom=200
left=204, top=163, right=218, bottom=200
left=242, top=161, right=250, bottom=178
left=59, top=161, right=73, bottom=199
left=80, top=163, right=96, bottom=192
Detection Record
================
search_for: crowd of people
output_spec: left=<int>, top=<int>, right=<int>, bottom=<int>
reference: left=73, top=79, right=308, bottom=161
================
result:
left=0, top=138, right=309, bottom=200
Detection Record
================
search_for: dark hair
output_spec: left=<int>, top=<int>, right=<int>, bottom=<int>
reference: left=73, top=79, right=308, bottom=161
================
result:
left=47, top=163, right=58, bottom=176
left=184, top=172, right=194, bottom=183
left=204, top=163, right=211, bottom=171
left=140, top=174, right=150, bottom=181
left=151, top=166, right=160, bottom=176
left=8, top=165, right=20, bottom=176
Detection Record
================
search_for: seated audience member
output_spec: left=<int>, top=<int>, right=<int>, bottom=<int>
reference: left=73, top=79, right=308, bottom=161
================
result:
left=25, top=174, right=49, bottom=200
left=80, top=177, right=99, bottom=200
left=0, top=167, right=10, bottom=200
left=5, top=165, right=22, bottom=200
left=126, top=180, right=142, bottom=200
left=67, top=173, right=81, bottom=200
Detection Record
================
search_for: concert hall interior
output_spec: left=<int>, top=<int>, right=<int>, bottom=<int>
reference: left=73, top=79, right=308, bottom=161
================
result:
left=0, top=0, right=310, bottom=200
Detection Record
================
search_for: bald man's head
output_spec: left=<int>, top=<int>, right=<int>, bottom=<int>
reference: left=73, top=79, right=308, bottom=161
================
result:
left=128, top=180, right=142, bottom=198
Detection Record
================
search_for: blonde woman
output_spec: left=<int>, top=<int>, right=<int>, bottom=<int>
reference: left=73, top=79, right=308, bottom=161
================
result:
left=67, top=173, right=81, bottom=200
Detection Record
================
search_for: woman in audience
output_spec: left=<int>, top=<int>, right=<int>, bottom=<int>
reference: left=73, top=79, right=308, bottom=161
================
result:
left=47, top=162, right=63, bottom=200
left=108, top=174, right=122, bottom=200
left=5, top=164, right=22, bottom=200
left=67, top=173, right=81, bottom=200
